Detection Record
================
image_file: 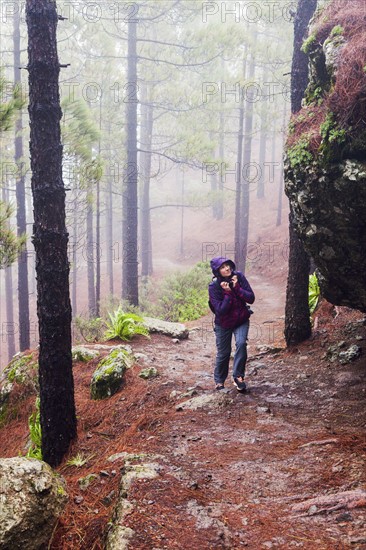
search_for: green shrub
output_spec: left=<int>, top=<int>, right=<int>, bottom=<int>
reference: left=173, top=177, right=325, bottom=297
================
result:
left=155, top=262, right=211, bottom=322
left=104, top=307, right=149, bottom=341
left=309, top=273, right=320, bottom=314
left=74, top=315, right=105, bottom=343
left=26, top=397, right=42, bottom=460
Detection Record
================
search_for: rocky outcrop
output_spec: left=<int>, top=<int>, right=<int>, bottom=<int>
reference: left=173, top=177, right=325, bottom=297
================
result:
left=0, top=457, right=67, bottom=550
left=285, top=1, right=366, bottom=312
left=105, top=455, right=161, bottom=550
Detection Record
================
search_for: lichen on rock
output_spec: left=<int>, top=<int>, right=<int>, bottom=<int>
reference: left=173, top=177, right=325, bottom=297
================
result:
left=0, top=457, right=67, bottom=550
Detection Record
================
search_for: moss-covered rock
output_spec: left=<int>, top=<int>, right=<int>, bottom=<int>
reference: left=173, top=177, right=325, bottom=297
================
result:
left=0, top=353, right=38, bottom=425
left=285, top=1, right=366, bottom=312
left=90, top=346, right=134, bottom=400
left=139, top=367, right=158, bottom=380
left=0, top=457, right=67, bottom=550
left=72, top=346, right=100, bottom=363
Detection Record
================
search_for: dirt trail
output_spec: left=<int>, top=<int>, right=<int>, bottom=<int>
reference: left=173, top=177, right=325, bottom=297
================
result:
left=76, top=277, right=366, bottom=550
left=47, top=273, right=365, bottom=550
left=2, top=273, right=365, bottom=549
left=108, top=311, right=366, bottom=550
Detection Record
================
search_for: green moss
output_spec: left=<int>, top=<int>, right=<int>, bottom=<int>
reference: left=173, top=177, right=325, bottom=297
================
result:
left=287, top=138, right=313, bottom=170
left=72, top=347, right=99, bottom=363
left=139, top=367, right=158, bottom=380
left=6, top=354, right=35, bottom=383
left=306, top=86, right=324, bottom=106
left=90, top=347, right=132, bottom=400
left=319, top=112, right=347, bottom=163
left=301, top=33, right=317, bottom=54
left=57, top=485, right=67, bottom=497
left=330, top=25, right=344, bottom=37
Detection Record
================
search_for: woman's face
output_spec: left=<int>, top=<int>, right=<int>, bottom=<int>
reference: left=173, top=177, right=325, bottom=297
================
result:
left=219, top=262, right=232, bottom=278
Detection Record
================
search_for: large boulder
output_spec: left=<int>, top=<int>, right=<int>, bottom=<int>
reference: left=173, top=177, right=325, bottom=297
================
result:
left=285, top=2, right=366, bottom=312
left=90, top=346, right=134, bottom=400
left=143, top=317, right=189, bottom=339
left=0, top=457, right=68, bottom=550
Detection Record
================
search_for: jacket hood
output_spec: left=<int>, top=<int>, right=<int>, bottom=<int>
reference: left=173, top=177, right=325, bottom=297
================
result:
left=210, top=257, right=236, bottom=277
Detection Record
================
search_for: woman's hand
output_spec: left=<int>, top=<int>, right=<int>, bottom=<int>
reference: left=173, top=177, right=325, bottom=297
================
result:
left=220, top=281, right=231, bottom=291
left=231, top=275, right=238, bottom=287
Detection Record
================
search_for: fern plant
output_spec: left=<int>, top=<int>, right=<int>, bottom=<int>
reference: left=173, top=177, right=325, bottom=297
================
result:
left=104, top=307, right=149, bottom=341
left=26, top=397, right=42, bottom=460
left=309, top=273, right=320, bottom=314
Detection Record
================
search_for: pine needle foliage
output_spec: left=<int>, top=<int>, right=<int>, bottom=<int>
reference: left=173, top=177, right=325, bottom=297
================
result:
left=0, top=200, right=26, bottom=269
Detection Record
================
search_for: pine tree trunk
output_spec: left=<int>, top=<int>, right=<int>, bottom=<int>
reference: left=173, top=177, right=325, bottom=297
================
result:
left=122, top=13, right=139, bottom=305
left=71, top=210, right=77, bottom=315
left=95, top=101, right=102, bottom=316
left=5, top=265, right=16, bottom=361
left=180, top=170, right=185, bottom=256
left=14, top=9, right=30, bottom=351
left=239, top=42, right=256, bottom=274
left=284, top=0, right=317, bottom=346
left=106, top=173, right=114, bottom=295
left=216, top=57, right=226, bottom=221
left=95, top=178, right=101, bottom=316
left=86, top=199, right=96, bottom=317
left=140, top=89, right=153, bottom=277
left=234, top=69, right=245, bottom=268
left=276, top=104, right=288, bottom=227
left=26, top=0, right=76, bottom=467
left=2, top=186, right=16, bottom=360
left=256, top=67, right=269, bottom=199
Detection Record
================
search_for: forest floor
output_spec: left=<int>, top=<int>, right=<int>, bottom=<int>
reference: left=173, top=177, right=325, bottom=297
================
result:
left=1, top=278, right=366, bottom=550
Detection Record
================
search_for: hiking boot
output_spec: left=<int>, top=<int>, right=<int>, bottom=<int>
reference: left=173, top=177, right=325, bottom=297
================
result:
left=233, top=377, right=246, bottom=392
left=215, top=383, right=225, bottom=391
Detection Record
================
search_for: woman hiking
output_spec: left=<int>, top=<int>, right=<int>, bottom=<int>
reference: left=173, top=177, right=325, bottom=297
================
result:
left=208, top=257, right=255, bottom=392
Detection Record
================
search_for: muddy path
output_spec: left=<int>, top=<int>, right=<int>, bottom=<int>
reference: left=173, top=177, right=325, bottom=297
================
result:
left=103, top=311, right=366, bottom=550
left=3, top=273, right=365, bottom=549
left=47, top=274, right=366, bottom=550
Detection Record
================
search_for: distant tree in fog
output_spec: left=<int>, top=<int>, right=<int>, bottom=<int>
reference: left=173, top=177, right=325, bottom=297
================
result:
left=0, top=71, right=25, bottom=269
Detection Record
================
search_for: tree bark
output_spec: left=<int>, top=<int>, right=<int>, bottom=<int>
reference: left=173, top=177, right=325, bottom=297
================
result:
left=256, top=67, right=269, bottom=199
left=234, top=61, right=245, bottom=268
left=122, top=12, right=139, bottom=305
left=284, top=0, right=317, bottom=346
left=106, top=172, right=114, bottom=296
left=95, top=101, right=102, bottom=316
left=26, top=0, right=76, bottom=467
left=276, top=104, right=288, bottom=227
left=239, top=39, right=256, bottom=274
left=140, top=86, right=154, bottom=277
left=2, top=184, right=16, bottom=361
left=86, top=199, right=96, bottom=317
left=14, top=9, right=30, bottom=352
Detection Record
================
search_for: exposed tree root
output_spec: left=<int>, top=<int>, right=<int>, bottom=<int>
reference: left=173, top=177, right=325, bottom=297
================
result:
left=292, top=490, right=366, bottom=517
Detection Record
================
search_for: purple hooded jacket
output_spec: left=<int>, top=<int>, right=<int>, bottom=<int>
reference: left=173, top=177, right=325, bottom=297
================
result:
left=208, top=257, right=255, bottom=329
